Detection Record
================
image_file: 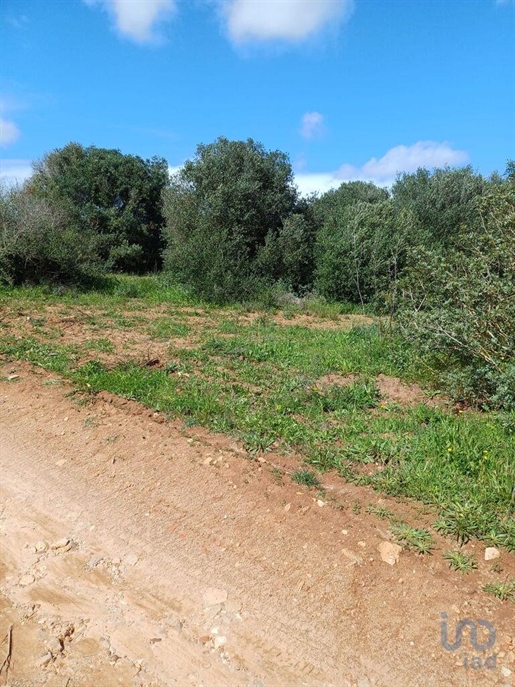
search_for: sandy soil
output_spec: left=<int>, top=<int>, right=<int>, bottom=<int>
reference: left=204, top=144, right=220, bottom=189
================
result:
left=0, top=362, right=513, bottom=687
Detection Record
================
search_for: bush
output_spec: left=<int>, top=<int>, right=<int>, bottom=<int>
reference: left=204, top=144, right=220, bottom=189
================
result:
left=0, top=184, right=101, bottom=285
left=314, top=199, right=414, bottom=307
left=397, top=180, right=515, bottom=409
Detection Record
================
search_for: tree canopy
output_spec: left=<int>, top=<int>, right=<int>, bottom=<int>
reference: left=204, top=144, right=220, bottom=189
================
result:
left=29, top=143, right=169, bottom=273
left=163, top=136, right=298, bottom=301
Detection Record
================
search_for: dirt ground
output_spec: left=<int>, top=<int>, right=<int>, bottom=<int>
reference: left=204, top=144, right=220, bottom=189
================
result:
left=0, top=362, right=513, bottom=687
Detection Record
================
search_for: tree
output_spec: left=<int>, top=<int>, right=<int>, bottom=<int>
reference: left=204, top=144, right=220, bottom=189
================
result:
left=163, top=137, right=297, bottom=301
left=315, top=199, right=414, bottom=306
left=29, top=143, right=168, bottom=273
left=391, top=166, right=488, bottom=246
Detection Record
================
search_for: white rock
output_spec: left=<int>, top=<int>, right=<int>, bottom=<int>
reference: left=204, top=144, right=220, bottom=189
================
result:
left=501, top=666, right=512, bottom=678
left=378, top=541, right=402, bottom=565
left=213, top=635, right=227, bottom=649
left=484, top=547, right=500, bottom=561
left=35, top=541, right=48, bottom=553
left=124, top=553, right=139, bottom=567
left=46, top=637, right=63, bottom=654
left=19, top=574, right=35, bottom=586
left=203, top=587, right=228, bottom=607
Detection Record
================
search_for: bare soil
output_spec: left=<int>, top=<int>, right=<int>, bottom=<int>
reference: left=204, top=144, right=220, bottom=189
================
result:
left=0, top=362, right=514, bottom=687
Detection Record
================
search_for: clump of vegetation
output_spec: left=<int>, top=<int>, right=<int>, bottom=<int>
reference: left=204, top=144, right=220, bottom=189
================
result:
left=443, top=550, right=478, bottom=573
left=292, top=469, right=320, bottom=488
left=162, top=137, right=300, bottom=303
left=390, top=522, right=434, bottom=554
left=482, top=579, right=515, bottom=603
left=397, top=179, right=515, bottom=410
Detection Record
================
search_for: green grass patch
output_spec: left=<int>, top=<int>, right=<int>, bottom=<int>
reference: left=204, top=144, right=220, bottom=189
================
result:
left=0, top=280, right=513, bottom=551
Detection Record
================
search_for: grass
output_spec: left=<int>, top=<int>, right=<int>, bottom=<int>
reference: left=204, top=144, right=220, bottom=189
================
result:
left=443, top=550, right=478, bottom=573
left=390, top=522, right=434, bottom=554
left=482, top=579, right=515, bottom=602
left=1, top=276, right=514, bottom=551
left=291, top=469, right=321, bottom=488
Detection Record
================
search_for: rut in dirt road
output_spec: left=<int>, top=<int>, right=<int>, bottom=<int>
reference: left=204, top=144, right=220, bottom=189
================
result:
left=0, top=365, right=514, bottom=687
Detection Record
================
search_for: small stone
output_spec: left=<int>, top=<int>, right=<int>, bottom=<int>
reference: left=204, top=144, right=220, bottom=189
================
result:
left=51, top=538, right=70, bottom=550
left=46, top=637, right=63, bottom=654
left=341, top=529, right=348, bottom=535
left=213, top=635, right=226, bottom=649
left=198, top=635, right=211, bottom=645
left=485, top=547, right=500, bottom=561
left=501, top=666, right=512, bottom=678
left=316, top=499, right=325, bottom=507
left=357, top=541, right=366, bottom=548
left=378, top=541, right=402, bottom=565
left=124, top=553, right=139, bottom=567
left=19, top=574, right=35, bottom=586
left=7, top=374, right=20, bottom=380
left=36, top=652, right=53, bottom=667
left=284, top=503, right=291, bottom=512
left=203, top=587, right=228, bottom=607
left=35, top=541, right=48, bottom=553
left=342, top=549, right=362, bottom=566
left=357, top=679, right=371, bottom=687
left=88, top=556, right=103, bottom=568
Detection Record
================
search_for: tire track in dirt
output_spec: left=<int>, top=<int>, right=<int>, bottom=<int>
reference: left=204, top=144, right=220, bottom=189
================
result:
left=0, top=363, right=514, bottom=687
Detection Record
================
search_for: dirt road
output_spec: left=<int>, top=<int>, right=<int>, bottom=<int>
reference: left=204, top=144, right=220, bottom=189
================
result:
left=0, top=362, right=513, bottom=686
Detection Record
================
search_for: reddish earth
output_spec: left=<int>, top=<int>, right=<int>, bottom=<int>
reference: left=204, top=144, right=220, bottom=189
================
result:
left=0, top=362, right=513, bottom=687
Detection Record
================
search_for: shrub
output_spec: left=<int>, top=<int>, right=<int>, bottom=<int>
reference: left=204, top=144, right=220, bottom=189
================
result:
left=0, top=184, right=101, bottom=285
left=397, top=180, right=515, bottom=409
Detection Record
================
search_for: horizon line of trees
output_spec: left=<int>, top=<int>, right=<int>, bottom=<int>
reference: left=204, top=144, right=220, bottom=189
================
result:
left=1, top=139, right=514, bottom=409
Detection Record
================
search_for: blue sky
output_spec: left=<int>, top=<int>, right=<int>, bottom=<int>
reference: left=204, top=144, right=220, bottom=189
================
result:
left=1, top=0, right=514, bottom=194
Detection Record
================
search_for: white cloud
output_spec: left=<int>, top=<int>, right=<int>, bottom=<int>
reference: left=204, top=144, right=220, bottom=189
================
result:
left=295, top=141, right=470, bottom=195
left=222, top=0, right=354, bottom=43
left=84, top=0, right=176, bottom=44
left=0, top=118, right=20, bottom=147
left=0, top=159, right=32, bottom=186
left=300, top=112, right=325, bottom=140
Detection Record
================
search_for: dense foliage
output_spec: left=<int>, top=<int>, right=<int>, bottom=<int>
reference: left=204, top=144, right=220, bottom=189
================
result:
left=0, top=183, right=101, bottom=285
left=162, top=137, right=298, bottom=302
left=28, top=143, right=168, bottom=273
left=397, top=179, right=515, bottom=409
left=1, top=136, right=512, bottom=408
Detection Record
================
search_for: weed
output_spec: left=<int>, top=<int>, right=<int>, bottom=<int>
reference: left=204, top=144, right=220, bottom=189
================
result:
left=352, top=501, right=362, bottom=515
left=482, top=579, right=515, bottom=602
left=82, top=338, right=116, bottom=354
left=292, top=469, right=320, bottom=488
left=271, top=467, right=284, bottom=484
left=366, top=504, right=395, bottom=520
left=391, top=522, right=434, bottom=554
left=443, top=550, right=478, bottom=573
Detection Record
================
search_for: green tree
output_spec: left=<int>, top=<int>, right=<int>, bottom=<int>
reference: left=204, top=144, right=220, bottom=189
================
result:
left=314, top=199, right=413, bottom=306
left=29, top=143, right=168, bottom=273
left=391, top=166, right=488, bottom=246
left=163, top=137, right=297, bottom=302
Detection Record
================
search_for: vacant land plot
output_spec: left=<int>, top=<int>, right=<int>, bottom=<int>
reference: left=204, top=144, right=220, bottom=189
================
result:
left=0, top=278, right=514, bottom=686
